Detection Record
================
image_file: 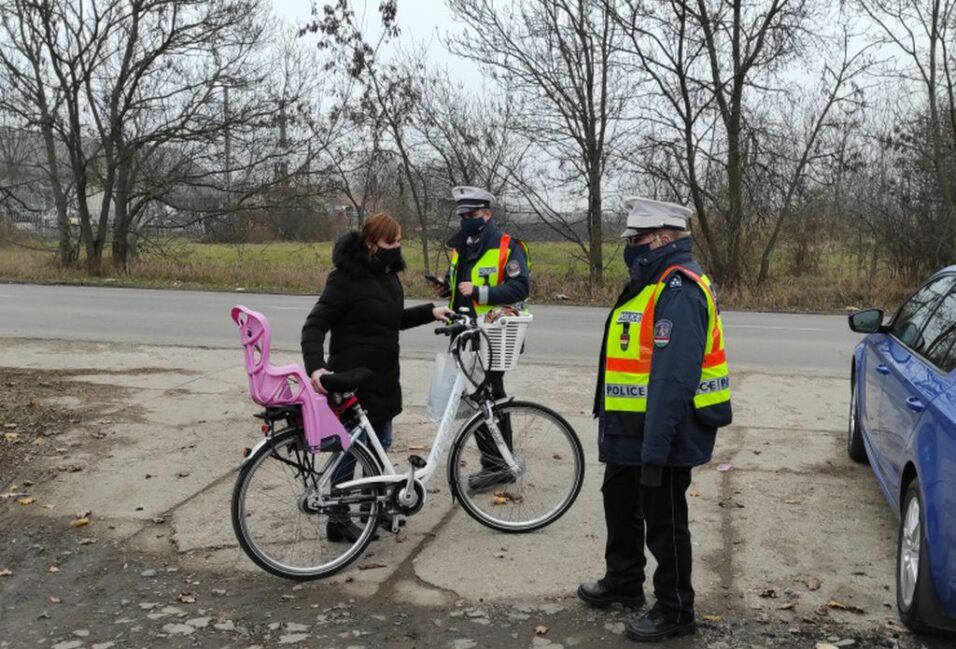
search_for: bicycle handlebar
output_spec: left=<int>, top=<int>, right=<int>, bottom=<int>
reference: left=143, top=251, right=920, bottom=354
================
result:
left=434, top=323, right=467, bottom=336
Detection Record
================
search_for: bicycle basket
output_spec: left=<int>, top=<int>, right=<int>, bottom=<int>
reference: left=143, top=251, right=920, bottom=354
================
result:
left=478, top=314, right=532, bottom=372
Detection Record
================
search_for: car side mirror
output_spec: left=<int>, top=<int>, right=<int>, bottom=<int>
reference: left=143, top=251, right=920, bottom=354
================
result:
left=848, top=308, right=885, bottom=334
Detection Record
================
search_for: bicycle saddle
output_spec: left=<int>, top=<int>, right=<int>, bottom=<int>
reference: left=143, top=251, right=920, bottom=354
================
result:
left=320, top=367, right=375, bottom=393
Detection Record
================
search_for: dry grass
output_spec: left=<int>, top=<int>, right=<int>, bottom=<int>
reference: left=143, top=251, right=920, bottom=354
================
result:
left=0, top=238, right=913, bottom=313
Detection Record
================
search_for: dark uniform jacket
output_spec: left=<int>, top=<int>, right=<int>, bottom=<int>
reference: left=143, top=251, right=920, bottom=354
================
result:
left=445, top=220, right=530, bottom=313
left=594, top=236, right=731, bottom=468
left=301, top=230, right=435, bottom=424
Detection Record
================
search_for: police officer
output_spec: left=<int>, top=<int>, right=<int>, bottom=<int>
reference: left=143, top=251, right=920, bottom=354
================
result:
left=437, top=186, right=530, bottom=491
left=577, top=197, right=732, bottom=643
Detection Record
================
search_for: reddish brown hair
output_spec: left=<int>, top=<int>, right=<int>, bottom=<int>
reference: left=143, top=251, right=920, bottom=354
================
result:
left=361, top=212, right=401, bottom=249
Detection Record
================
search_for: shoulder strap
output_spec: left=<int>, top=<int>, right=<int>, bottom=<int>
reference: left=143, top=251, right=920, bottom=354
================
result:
left=497, top=233, right=512, bottom=279
left=657, top=264, right=715, bottom=302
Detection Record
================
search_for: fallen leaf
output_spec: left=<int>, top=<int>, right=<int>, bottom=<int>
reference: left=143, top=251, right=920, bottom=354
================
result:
left=492, top=495, right=509, bottom=506
left=358, top=563, right=387, bottom=570
left=47, top=566, right=59, bottom=573
left=178, top=592, right=196, bottom=603
left=825, top=600, right=865, bottom=614
left=17, top=497, right=36, bottom=506
left=534, top=625, right=549, bottom=635
left=816, top=644, right=839, bottom=649
left=716, top=463, right=733, bottom=472
left=806, top=577, right=822, bottom=591
left=0, top=569, right=12, bottom=577
left=552, top=453, right=563, bottom=460
left=77, top=538, right=95, bottom=546
left=778, top=603, right=796, bottom=611
left=49, top=596, right=61, bottom=603
left=700, top=614, right=722, bottom=622
left=784, top=497, right=802, bottom=505
left=3, top=432, right=19, bottom=441
left=407, top=444, right=426, bottom=451
left=71, top=517, right=90, bottom=528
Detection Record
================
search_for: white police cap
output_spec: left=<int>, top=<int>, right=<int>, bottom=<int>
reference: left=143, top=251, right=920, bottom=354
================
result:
left=452, top=186, right=496, bottom=215
left=620, top=196, right=693, bottom=237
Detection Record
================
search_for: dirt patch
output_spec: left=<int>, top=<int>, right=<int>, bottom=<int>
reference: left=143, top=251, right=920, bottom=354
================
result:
left=0, top=367, right=134, bottom=484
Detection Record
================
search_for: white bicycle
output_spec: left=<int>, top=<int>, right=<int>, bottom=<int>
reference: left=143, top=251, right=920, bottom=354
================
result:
left=231, top=311, right=585, bottom=580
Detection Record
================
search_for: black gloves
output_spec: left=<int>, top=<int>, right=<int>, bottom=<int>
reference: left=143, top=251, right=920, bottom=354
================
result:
left=640, top=464, right=663, bottom=488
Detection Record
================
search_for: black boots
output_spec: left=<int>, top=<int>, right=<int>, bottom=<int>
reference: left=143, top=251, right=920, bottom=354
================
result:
left=576, top=581, right=646, bottom=609
left=624, top=609, right=696, bottom=642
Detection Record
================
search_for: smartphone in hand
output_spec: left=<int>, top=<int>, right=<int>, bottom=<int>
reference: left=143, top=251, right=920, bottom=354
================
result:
left=424, top=274, right=451, bottom=297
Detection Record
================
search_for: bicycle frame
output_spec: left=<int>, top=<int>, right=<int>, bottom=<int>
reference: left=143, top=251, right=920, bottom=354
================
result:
left=331, top=333, right=520, bottom=494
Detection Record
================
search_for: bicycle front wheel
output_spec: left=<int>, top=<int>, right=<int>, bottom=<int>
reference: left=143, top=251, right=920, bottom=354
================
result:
left=231, top=428, right=382, bottom=580
left=448, top=401, right=584, bottom=533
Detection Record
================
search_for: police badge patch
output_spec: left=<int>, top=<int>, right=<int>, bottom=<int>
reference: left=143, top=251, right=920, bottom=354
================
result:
left=506, top=260, right=521, bottom=277
left=654, top=319, right=673, bottom=347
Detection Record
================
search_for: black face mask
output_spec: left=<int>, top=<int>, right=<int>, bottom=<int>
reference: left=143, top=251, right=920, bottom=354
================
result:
left=375, top=247, right=404, bottom=271
left=624, top=242, right=652, bottom=269
left=459, top=217, right=486, bottom=239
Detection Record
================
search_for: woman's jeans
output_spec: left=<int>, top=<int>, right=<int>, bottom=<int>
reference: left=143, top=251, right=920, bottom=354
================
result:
left=329, top=420, right=393, bottom=524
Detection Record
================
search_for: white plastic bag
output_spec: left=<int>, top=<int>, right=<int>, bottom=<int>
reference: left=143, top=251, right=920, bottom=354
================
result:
left=425, top=352, right=478, bottom=422
left=425, top=352, right=458, bottom=422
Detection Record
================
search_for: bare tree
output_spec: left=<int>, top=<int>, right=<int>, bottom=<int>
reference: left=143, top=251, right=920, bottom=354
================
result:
left=609, top=0, right=823, bottom=287
left=446, top=0, right=634, bottom=287
left=0, top=0, right=76, bottom=264
left=856, top=0, right=956, bottom=266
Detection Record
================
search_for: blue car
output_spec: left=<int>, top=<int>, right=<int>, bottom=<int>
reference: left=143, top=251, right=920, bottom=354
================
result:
left=848, top=267, right=956, bottom=634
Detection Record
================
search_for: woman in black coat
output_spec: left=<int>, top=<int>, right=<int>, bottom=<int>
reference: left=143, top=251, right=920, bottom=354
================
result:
left=301, top=212, right=452, bottom=542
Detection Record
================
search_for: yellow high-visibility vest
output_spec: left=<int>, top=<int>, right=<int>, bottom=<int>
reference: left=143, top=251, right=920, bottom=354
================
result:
left=603, top=265, right=730, bottom=413
left=448, top=233, right=520, bottom=317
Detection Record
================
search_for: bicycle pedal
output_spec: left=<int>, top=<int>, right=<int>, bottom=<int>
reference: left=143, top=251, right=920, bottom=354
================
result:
left=407, top=454, right=426, bottom=469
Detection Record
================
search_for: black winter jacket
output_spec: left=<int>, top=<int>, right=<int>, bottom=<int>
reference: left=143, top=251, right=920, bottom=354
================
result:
left=301, top=231, right=435, bottom=424
left=595, top=237, right=732, bottom=468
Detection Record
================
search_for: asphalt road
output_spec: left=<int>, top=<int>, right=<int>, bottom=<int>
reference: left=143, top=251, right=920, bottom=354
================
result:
left=0, top=283, right=863, bottom=372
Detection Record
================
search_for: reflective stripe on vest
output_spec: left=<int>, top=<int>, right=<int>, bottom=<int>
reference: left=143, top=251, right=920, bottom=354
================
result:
left=603, top=265, right=731, bottom=413
left=448, top=234, right=513, bottom=316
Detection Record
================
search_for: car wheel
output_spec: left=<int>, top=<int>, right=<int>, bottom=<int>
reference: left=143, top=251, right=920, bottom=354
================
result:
left=897, top=480, right=941, bottom=633
left=847, top=375, right=867, bottom=463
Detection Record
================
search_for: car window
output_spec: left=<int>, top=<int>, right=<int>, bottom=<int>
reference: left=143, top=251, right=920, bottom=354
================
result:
left=890, top=275, right=956, bottom=350
left=926, top=325, right=956, bottom=372
left=916, top=289, right=956, bottom=357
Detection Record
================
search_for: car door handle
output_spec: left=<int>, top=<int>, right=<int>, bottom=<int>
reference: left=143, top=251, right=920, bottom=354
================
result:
left=905, top=397, right=926, bottom=413
left=876, top=364, right=890, bottom=375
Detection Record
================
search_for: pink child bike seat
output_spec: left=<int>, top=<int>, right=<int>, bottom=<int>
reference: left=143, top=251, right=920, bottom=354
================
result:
left=231, top=305, right=350, bottom=452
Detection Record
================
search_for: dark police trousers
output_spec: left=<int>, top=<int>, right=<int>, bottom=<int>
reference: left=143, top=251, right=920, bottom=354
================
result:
left=602, top=463, right=694, bottom=623
left=475, top=370, right=512, bottom=469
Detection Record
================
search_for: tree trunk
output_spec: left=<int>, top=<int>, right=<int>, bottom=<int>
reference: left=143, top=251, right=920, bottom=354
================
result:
left=111, top=161, right=131, bottom=271
left=588, top=164, right=604, bottom=287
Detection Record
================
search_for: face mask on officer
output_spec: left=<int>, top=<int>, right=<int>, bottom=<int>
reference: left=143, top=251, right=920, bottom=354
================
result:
left=623, top=238, right=652, bottom=268
left=459, top=212, right=488, bottom=238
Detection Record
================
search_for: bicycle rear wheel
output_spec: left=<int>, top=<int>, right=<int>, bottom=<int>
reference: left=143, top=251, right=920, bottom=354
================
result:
left=231, top=428, right=381, bottom=580
left=448, top=401, right=584, bottom=533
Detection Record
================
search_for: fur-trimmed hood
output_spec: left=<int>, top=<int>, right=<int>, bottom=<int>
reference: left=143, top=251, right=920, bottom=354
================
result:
left=332, top=230, right=407, bottom=277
